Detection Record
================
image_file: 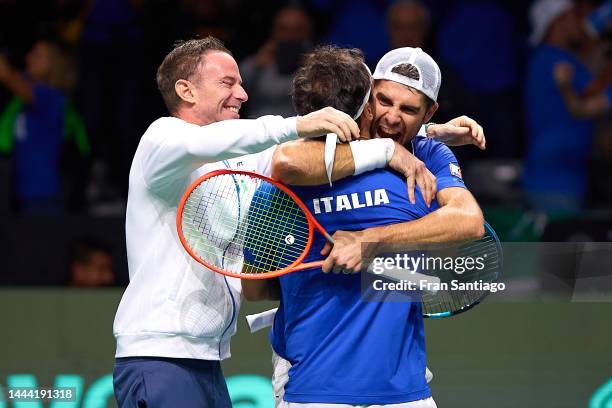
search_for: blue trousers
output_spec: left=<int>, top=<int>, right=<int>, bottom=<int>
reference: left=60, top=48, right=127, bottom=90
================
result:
left=113, top=357, right=231, bottom=408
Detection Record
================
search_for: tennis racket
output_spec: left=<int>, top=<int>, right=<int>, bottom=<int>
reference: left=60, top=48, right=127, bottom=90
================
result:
left=371, top=222, right=502, bottom=318
left=177, top=169, right=331, bottom=279
left=177, top=169, right=502, bottom=316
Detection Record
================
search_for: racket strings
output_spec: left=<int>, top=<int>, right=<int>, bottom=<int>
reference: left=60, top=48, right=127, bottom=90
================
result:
left=181, top=173, right=311, bottom=275
left=419, top=233, right=501, bottom=316
left=242, top=190, right=310, bottom=273
left=183, top=174, right=248, bottom=262
left=246, top=192, right=309, bottom=252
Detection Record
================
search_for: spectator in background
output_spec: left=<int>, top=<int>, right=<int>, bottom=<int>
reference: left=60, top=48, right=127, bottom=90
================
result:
left=176, top=0, right=232, bottom=42
left=312, top=0, right=391, bottom=66
left=240, top=5, right=312, bottom=118
left=435, top=1, right=521, bottom=159
left=523, top=0, right=612, bottom=213
left=387, top=0, right=431, bottom=49
left=586, top=0, right=612, bottom=207
left=553, top=0, right=612, bottom=208
left=68, top=238, right=115, bottom=287
left=76, top=0, right=145, bottom=203
left=0, top=39, right=89, bottom=214
left=554, top=61, right=611, bottom=118
left=554, top=59, right=612, bottom=206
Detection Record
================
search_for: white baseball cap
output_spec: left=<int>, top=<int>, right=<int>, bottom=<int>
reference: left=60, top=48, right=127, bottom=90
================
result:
left=529, top=0, right=573, bottom=46
left=373, top=47, right=441, bottom=102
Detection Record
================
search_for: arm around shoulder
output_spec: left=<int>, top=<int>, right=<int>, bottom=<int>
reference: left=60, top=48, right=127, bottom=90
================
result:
left=271, top=137, right=395, bottom=186
left=271, top=139, right=355, bottom=185
left=436, top=187, right=485, bottom=240
left=365, top=187, right=484, bottom=247
left=141, top=116, right=298, bottom=192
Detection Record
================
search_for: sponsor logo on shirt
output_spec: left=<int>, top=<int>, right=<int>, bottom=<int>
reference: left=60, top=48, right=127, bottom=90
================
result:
left=449, top=163, right=462, bottom=179
left=312, top=189, right=390, bottom=214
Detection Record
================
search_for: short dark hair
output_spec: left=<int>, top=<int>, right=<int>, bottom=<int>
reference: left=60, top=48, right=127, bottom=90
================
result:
left=156, top=36, right=231, bottom=113
left=292, top=45, right=371, bottom=118
left=69, top=237, right=112, bottom=265
left=390, top=62, right=435, bottom=109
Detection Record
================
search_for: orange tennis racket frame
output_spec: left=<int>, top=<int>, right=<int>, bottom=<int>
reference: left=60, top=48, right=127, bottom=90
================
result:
left=177, top=169, right=334, bottom=280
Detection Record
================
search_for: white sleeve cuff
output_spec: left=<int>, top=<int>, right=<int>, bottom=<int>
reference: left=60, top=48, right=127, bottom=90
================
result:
left=350, top=138, right=395, bottom=175
left=279, top=116, right=299, bottom=143
left=246, top=308, right=278, bottom=333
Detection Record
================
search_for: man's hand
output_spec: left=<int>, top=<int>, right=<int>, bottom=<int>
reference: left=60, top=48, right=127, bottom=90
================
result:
left=320, top=230, right=374, bottom=274
left=427, top=116, right=486, bottom=150
left=388, top=142, right=436, bottom=207
left=296, top=107, right=361, bottom=142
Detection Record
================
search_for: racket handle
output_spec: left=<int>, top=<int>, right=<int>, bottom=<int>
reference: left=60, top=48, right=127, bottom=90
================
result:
left=309, top=216, right=334, bottom=244
left=323, top=231, right=334, bottom=243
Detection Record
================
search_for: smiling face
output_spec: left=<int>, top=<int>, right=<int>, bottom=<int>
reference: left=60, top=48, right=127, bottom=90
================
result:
left=368, top=79, right=437, bottom=145
left=188, top=51, right=248, bottom=125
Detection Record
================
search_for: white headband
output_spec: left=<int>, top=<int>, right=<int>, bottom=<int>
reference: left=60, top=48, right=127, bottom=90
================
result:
left=353, top=62, right=373, bottom=119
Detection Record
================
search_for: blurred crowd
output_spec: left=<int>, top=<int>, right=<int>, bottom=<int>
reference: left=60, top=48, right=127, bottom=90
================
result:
left=0, top=0, right=610, bottom=219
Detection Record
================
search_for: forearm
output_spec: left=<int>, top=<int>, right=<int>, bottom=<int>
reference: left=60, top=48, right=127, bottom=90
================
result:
left=271, top=138, right=394, bottom=186
left=369, top=208, right=483, bottom=247
left=365, top=193, right=484, bottom=249
left=0, top=70, right=33, bottom=103
left=558, top=85, right=610, bottom=118
left=271, top=139, right=355, bottom=185
left=143, top=116, right=298, bottom=190
left=184, top=116, right=298, bottom=161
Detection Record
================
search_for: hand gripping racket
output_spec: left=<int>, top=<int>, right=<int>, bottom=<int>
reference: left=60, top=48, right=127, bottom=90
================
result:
left=177, top=169, right=502, bottom=316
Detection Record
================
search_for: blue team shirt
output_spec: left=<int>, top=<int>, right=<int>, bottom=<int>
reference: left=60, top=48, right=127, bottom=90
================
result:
left=269, top=136, right=465, bottom=404
left=523, top=45, right=612, bottom=196
left=13, top=83, right=66, bottom=199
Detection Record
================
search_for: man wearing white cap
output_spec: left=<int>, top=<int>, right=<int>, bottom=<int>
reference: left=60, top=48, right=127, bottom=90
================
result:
left=524, top=0, right=612, bottom=211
